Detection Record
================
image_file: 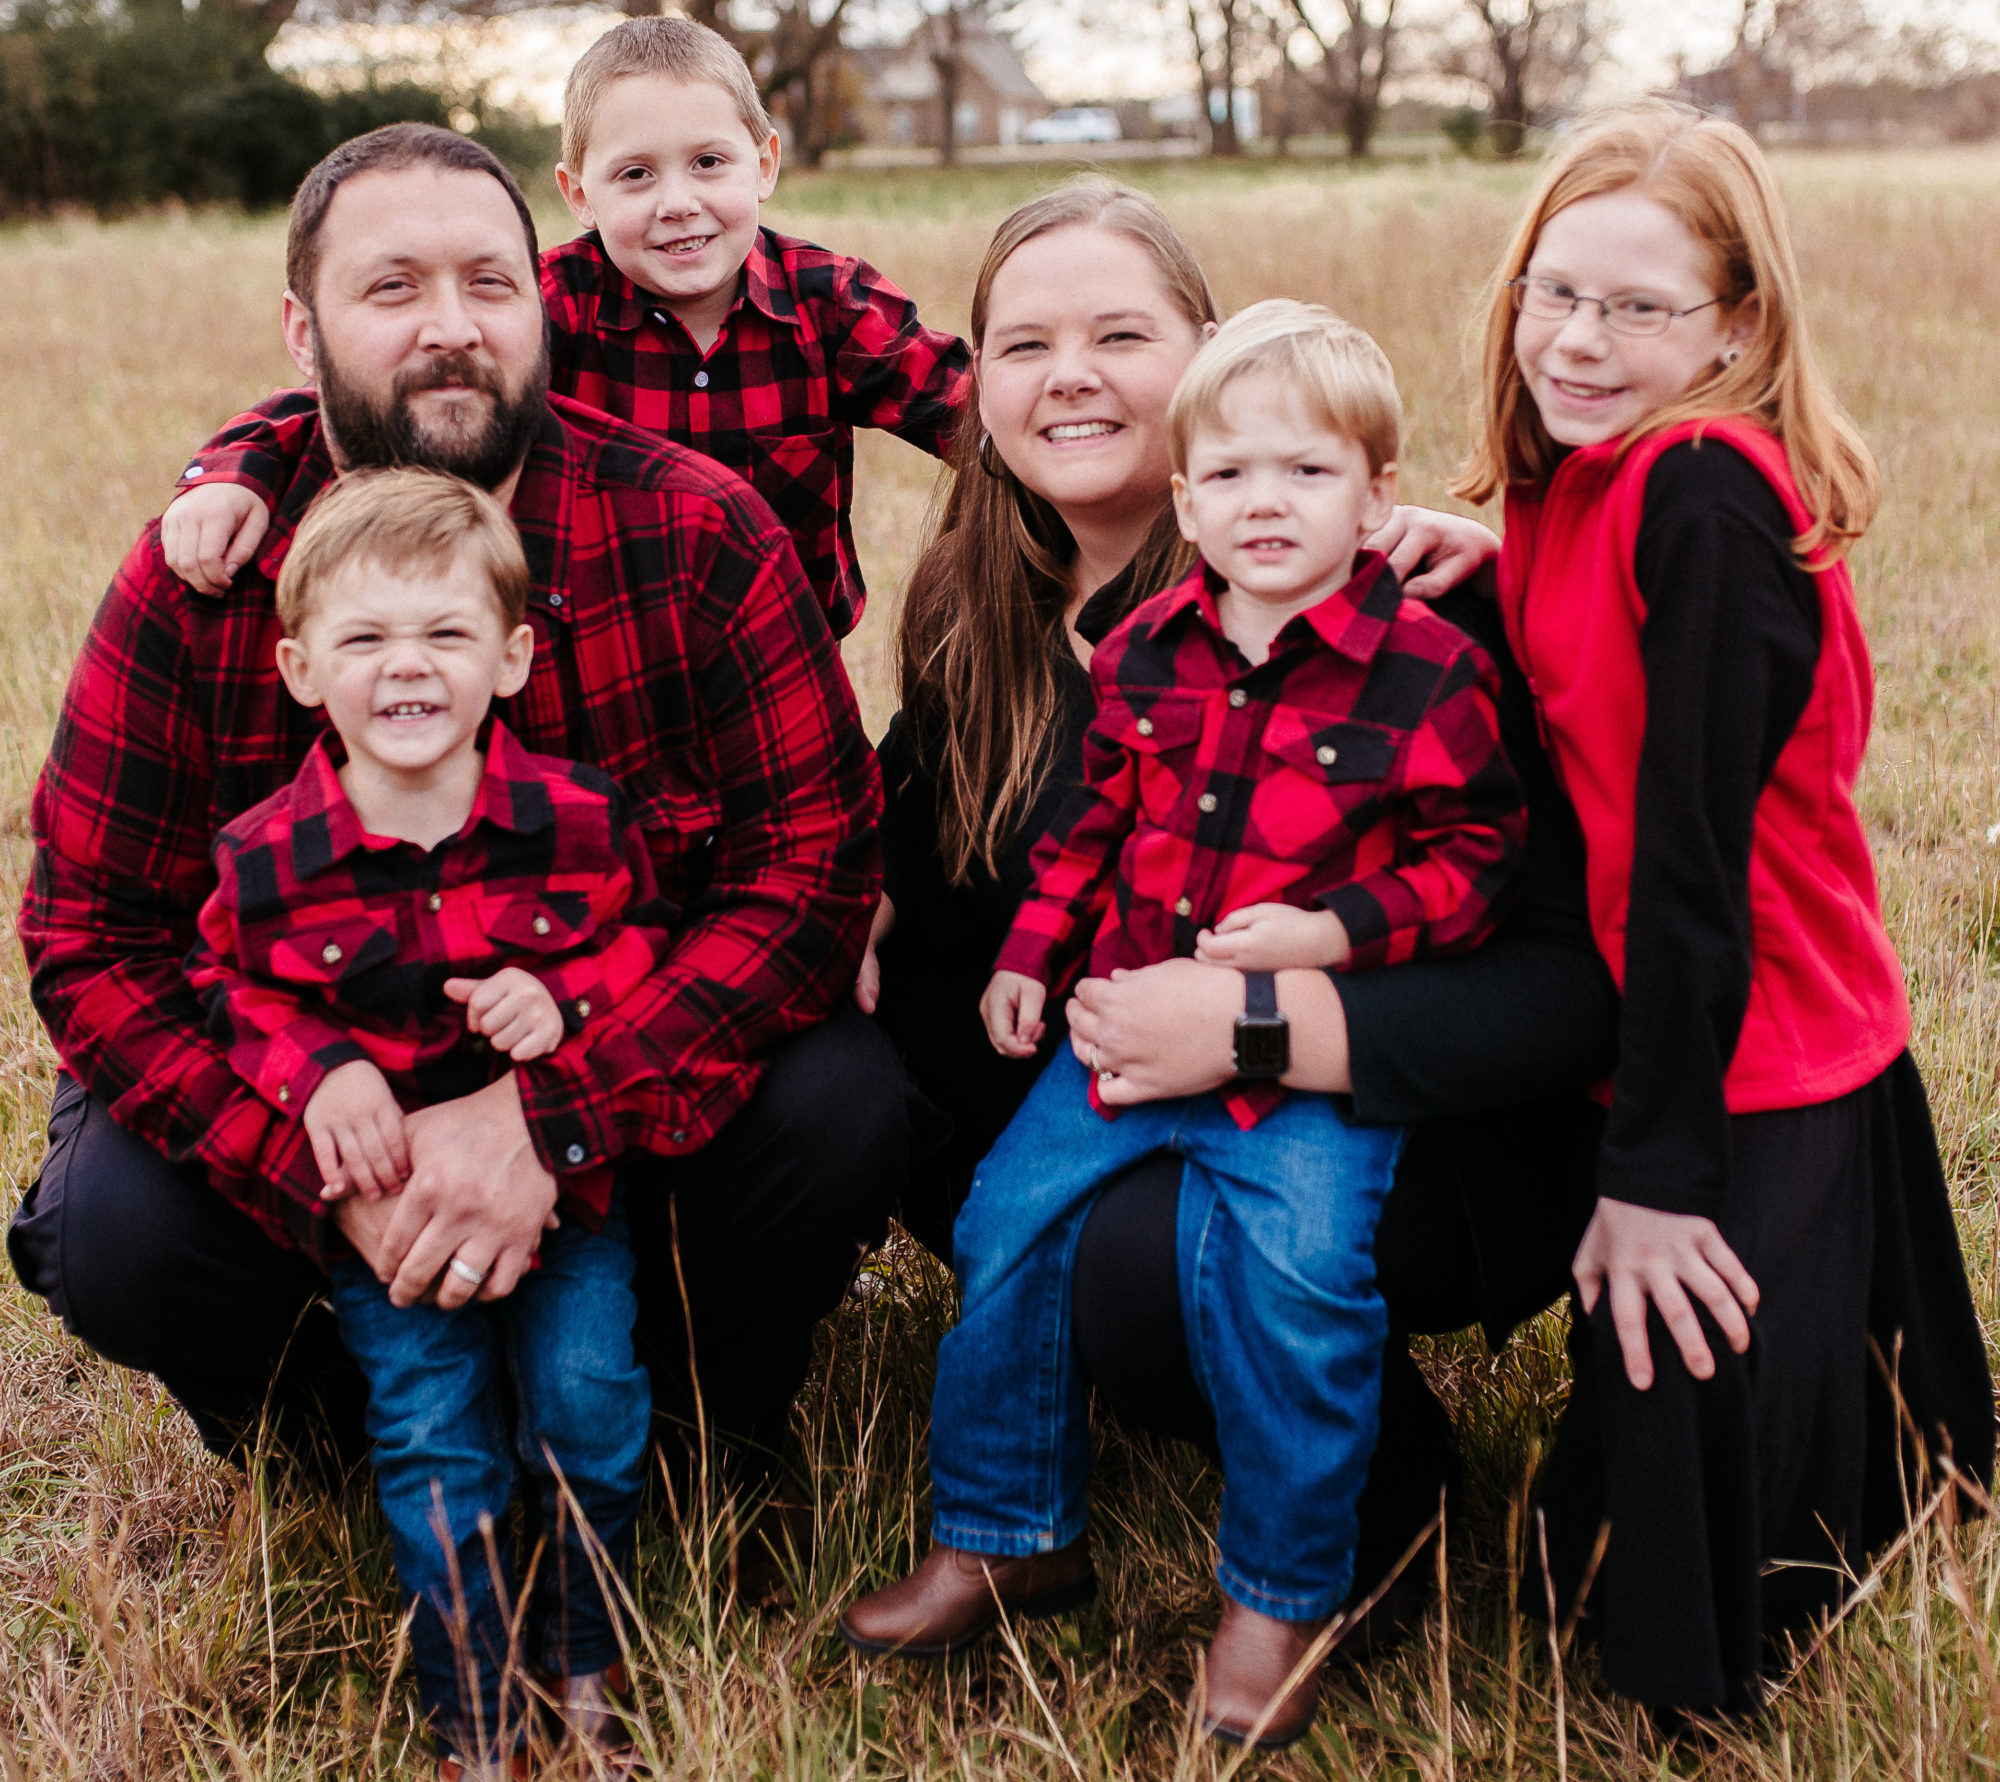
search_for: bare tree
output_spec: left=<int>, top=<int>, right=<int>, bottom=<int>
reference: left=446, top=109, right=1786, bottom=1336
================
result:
left=1717, top=0, right=1874, bottom=131
left=1182, top=0, right=1253, bottom=154
left=678, top=0, right=861, bottom=166
left=1455, top=0, right=1600, bottom=153
left=1280, top=0, right=1399, bottom=157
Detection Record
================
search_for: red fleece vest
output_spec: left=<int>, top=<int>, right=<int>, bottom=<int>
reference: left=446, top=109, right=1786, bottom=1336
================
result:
left=1498, top=416, right=1908, bottom=1113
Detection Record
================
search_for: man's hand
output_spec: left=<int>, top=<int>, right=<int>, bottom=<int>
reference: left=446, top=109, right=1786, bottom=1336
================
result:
left=852, top=893, right=896, bottom=1014
left=1572, top=1197, right=1761, bottom=1391
left=161, top=482, right=269, bottom=595
left=303, top=1059, right=410, bottom=1200
left=1194, top=904, right=1350, bottom=971
left=357, top=1072, right=559, bottom=1309
left=444, top=968, right=565, bottom=1062
left=1367, top=505, right=1500, bottom=600
left=980, top=970, right=1046, bottom=1057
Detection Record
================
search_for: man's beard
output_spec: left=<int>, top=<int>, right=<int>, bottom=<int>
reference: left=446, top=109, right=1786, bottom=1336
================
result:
left=315, top=327, right=550, bottom=490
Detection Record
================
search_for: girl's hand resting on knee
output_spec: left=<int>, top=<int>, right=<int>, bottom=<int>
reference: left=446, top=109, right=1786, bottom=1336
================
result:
left=980, top=970, right=1046, bottom=1058
left=1194, top=904, right=1350, bottom=971
left=1573, top=1197, right=1761, bottom=1391
left=444, top=968, right=565, bottom=1062
left=160, top=482, right=269, bottom=595
left=305, top=1059, right=411, bottom=1201
left=852, top=893, right=895, bottom=1013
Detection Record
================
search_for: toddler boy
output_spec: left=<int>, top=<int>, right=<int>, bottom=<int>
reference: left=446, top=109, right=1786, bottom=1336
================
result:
left=841, top=302, right=1525, bottom=1746
left=187, top=468, right=673, bottom=1779
left=162, top=14, right=968, bottom=639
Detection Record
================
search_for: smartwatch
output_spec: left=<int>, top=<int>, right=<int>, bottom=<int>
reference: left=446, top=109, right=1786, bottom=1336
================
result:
left=1232, top=970, right=1290, bottom=1079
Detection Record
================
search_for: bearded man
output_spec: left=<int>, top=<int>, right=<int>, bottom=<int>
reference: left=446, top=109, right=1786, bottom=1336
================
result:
left=10, top=126, right=901, bottom=1582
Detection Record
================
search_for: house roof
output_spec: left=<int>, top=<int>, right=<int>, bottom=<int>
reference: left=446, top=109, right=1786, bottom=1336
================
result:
left=864, top=19, right=1047, bottom=107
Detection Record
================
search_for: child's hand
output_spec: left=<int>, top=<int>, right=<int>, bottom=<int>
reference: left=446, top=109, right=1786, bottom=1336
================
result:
left=444, top=968, right=565, bottom=1061
left=1366, top=505, right=1499, bottom=601
left=1194, top=904, right=1351, bottom=971
left=303, top=1060, right=411, bottom=1201
left=1572, top=1198, right=1761, bottom=1391
left=980, top=971, right=1047, bottom=1058
left=852, top=893, right=896, bottom=1014
left=161, top=482, right=269, bottom=595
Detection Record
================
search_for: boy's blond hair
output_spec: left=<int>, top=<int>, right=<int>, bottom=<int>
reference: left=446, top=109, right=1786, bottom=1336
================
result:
left=1168, top=300, right=1400, bottom=475
left=276, top=469, right=530, bottom=637
left=561, top=16, right=775, bottom=172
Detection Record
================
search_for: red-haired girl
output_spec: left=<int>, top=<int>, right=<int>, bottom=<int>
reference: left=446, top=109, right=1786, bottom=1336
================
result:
left=1456, top=100, right=1992, bottom=1716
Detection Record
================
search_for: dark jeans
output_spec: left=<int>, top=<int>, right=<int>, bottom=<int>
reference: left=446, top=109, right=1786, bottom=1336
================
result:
left=1070, top=1095, right=1603, bottom=1601
left=8, top=1006, right=906, bottom=1496
left=329, top=1196, right=648, bottom=1759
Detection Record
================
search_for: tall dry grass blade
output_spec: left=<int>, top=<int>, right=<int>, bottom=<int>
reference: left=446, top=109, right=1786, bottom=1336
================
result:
left=1558, top=1520, right=1610, bottom=1659
left=1537, top=1508, right=1566, bottom=1782
left=1433, top=1485, right=1454, bottom=1782
left=987, top=1591, right=1085, bottom=1782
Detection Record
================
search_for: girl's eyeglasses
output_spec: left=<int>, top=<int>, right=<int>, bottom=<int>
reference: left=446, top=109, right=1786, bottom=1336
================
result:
left=1506, top=275, right=1722, bottom=339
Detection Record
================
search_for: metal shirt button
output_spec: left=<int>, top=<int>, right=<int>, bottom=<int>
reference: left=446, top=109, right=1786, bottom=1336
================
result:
left=1316, top=745, right=1338, bottom=766
left=532, top=915, right=551, bottom=936
left=548, top=592, right=564, bottom=609
left=1197, top=793, right=1217, bottom=812
left=671, top=1129, right=688, bottom=1145
left=1174, top=896, right=1193, bottom=917
left=1135, top=717, right=1154, bottom=737
left=428, top=892, right=443, bottom=912
left=1228, top=689, right=1248, bottom=708
left=321, top=941, right=342, bottom=966
left=566, top=1144, right=586, bottom=1165
left=277, top=1085, right=289, bottom=1103
left=694, top=370, right=710, bottom=388
left=576, top=999, right=591, bottom=1019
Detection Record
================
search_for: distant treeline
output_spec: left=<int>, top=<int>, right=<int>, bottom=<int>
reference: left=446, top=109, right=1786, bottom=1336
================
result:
left=0, top=2, right=549, bottom=217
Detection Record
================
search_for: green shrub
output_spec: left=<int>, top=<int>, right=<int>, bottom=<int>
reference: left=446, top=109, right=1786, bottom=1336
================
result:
left=1440, top=104, right=1488, bottom=158
left=0, top=2, right=464, bottom=215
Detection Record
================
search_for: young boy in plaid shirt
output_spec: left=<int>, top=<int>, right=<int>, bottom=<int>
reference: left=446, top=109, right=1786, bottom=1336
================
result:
left=186, top=468, right=672, bottom=1780
left=840, top=303, right=1526, bottom=1744
left=158, top=14, right=967, bottom=640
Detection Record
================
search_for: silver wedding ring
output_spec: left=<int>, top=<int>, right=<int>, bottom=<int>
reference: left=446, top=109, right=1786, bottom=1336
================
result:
left=447, top=1256, right=488, bottom=1288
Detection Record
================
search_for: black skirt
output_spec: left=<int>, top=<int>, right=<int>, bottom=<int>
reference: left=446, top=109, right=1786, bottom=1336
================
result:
left=1535, top=1050, right=1994, bottom=1712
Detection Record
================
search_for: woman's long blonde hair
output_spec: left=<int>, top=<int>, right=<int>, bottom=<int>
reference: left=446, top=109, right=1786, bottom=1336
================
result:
left=897, top=183, right=1217, bottom=886
left=1453, top=100, right=1877, bottom=562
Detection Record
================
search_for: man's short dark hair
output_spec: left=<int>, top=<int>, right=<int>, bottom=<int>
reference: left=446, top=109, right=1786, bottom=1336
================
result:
left=286, top=124, right=539, bottom=310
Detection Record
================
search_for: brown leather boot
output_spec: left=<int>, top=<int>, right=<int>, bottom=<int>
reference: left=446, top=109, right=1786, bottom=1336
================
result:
left=1198, top=1598, right=1332, bottom=1749
left=838, top=1538, right=1095, bottom=1657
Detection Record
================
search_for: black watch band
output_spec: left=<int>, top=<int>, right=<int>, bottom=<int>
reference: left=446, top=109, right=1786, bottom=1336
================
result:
left=1233, top=970, right=1289, bottom=1079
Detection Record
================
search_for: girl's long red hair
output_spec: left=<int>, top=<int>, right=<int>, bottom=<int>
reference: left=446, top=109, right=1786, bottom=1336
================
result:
left=1453, top=100, right=1877, bottom=563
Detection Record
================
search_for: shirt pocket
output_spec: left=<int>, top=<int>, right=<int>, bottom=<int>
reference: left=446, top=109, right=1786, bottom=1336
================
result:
left=252, top=913, right=404, bottom=1009
left=483, top=890, right=596, bottom=959
left=1253, top=710, right=1401, bottom=863
left=1095, top=695, right=1206, bottom=830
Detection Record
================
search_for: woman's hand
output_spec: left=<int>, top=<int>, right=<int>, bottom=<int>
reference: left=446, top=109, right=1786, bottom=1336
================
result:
left=1572, top=1197, right=1761, bottom=1391
left=1369, top=505, right=1501, bottom=600
left=1067, top=959, right=1239, bottom=1105
left=852, top=894, right=896, bottom=1013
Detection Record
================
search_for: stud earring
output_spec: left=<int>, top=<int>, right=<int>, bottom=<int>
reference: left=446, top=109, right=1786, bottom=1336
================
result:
left=1723, top=347, right=1743, bottom=366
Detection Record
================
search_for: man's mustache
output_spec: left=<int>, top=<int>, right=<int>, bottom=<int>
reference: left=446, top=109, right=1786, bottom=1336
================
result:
left=395, top=354, right=504, bottom=402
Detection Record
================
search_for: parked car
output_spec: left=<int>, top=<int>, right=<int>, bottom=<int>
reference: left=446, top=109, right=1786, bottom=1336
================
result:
left=1023, top=107, right=1122, bottom=145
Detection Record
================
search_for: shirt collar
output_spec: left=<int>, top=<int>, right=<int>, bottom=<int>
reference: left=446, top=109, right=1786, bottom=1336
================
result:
left=1145, top=549, right=1398, bottom=665
left=286, top=718, right=554, bottom=876
left=590, top=226, right=800, bottom=337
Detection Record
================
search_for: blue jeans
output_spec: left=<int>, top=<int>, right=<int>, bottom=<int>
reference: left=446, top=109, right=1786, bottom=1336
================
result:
left=329, top=1197, right=649, bottom=1759
left=932, top=1051, right=1404, bottom=1619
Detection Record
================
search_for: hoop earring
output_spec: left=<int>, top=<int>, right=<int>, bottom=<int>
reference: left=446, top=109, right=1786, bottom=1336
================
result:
left=1723, top=347, right=1743, bottom=367
left=977, top=431, right=1007, bottom=480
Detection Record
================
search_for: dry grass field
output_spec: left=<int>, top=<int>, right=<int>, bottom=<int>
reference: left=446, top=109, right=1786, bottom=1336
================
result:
left=0, top=146, right=1996, bottom=1778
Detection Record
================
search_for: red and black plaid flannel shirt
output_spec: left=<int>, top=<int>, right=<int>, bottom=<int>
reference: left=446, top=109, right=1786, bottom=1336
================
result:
left=993, top=553, right=1527, bottom=1127
left=176, top=227, right=971, bottom=639
left=186, top=721, right=681, bottom=1225
left=29, top=391, right=883, bottom=1266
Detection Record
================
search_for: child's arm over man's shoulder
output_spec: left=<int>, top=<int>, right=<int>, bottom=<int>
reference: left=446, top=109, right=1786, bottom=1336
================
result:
left=162, top=388, right=318, bottom=591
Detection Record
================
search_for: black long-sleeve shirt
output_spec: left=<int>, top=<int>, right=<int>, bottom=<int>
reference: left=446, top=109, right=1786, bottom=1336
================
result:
left=1595, top=439, right=1823, bottom=1214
